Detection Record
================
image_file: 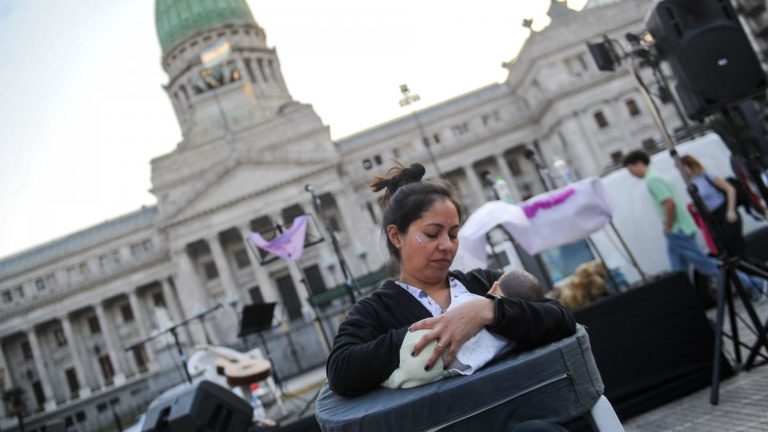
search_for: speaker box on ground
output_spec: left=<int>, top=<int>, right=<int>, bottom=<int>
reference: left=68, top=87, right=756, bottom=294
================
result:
left=647, top=0, right=767, bottom=120
left=142, top=381, right=253, bottom=432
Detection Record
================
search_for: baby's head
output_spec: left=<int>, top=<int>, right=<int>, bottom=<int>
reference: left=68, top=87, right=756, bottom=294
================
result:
left=489, top=269, right=544, bottom=301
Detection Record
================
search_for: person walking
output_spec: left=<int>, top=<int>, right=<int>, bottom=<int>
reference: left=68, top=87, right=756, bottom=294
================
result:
left=623, top=150, right=766, bottom=301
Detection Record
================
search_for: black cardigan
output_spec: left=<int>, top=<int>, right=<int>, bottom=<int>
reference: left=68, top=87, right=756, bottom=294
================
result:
left=326, top=268, right=576, bottom=397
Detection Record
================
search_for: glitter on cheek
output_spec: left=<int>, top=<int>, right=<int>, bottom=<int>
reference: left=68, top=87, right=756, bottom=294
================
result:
left=415, top=234, right=425, bottom=244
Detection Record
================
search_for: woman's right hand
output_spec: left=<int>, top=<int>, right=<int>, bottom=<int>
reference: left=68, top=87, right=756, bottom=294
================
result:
left=409, top=297, right=495, bottom=371
left=726, top=209, right=738, bottom=223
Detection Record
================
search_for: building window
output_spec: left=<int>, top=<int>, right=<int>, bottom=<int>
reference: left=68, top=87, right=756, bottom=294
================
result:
left=642, top=138, right=658, bottom=152
left=433, top=133, right=441, bottom=144
left=98, top=355, right=115, bottom=385
left=625, top=99, right=641, bottom=117
left=373, top=154, right=383, bottom=166
left=112, top=250, right=121, bottom=265
left=78, top=262, right=89, bottom=276
left=34, top=278, right=45, bottom=292
left=75, top=411, right=86, bottom=423
left=132, top=345, right=149, bottom=373
left=203, top=261, right=219, bottom=280
left=65, top=368, right=79, bottom=397
left=508, top=157, right=522, bottom=176
left=249, top=286, right=264, bottom=304
left=54, top=327, right=67, bottom=346
left=88, top=316, right=101, bottom=335
left=362, top=158, right=373, bottom=170
left=2, top=291, right=11, bottom=304
left=21, top=340, right=33, bottom=359
left=593, top=111, right=609, bottom=129
left=610, top=150, right=624, bottom=165
left=451, top=122, right=470, bottom=136
left=130, top=244, right=142, bottom=258
left=234, top=248, right=250, bottom=269
left=482, top=111, right=501, bottom=126
left=152, top=292, right=166, bottom=307
left=120, top=304, right=134, bottom=322
left=142, top=239, right=154, bottom=253
left=99, top=255, right=109, bottom=270
left=15, top=286, right=24, bottom=299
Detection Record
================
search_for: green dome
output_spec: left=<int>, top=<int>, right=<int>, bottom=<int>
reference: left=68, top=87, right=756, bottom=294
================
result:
left=156, top=0, right=255, bottom=53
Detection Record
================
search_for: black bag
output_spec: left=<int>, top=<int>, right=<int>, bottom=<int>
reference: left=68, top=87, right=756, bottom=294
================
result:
left=704, top=174, right=765, bottom=220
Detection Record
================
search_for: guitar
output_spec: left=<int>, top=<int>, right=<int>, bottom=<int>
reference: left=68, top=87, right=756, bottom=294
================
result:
left=196, top=345, right=272, bottom=387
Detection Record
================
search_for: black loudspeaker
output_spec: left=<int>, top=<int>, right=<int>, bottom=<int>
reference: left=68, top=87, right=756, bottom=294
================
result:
left=141, top=381, right=253, bottom=432
left=647, top=0, right=767, bottom=120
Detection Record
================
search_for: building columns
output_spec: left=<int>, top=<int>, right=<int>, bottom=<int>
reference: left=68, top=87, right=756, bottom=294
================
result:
left=94, top=304, right=126, bottom=385
left=494, top=154, right=522, bottom=202
left=207, top=235, right=241, bottom=305
left=60, top=316, right=91, bottom=398
left=239, top=225, right=279, bottom=304
left=463, top=165, right=486, bottom=210
left=26, top=329, right=56, bottom=410
left=127, top=292, right=156, bottom=372
left=173, top=248, right=209, bottom=345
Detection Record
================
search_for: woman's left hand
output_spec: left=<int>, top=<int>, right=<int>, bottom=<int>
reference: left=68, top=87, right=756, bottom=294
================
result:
left=726, top=209, right=738, bottom=223
left=409, top=297, right=495, bottom=371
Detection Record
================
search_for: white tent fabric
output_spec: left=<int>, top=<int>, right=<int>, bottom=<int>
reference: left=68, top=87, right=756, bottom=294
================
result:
left=455, top=178, right=613, bottom=271
left=455, top=201, right=529, bottom=271
left=516, top=177, right=613, bottom=254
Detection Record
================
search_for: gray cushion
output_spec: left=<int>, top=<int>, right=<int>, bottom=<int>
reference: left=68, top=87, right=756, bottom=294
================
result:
left=316, top=325, right=603, bottom=431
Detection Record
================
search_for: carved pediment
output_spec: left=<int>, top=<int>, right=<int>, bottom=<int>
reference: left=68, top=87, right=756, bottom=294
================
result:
left=163, top=150, right=337, bottom=225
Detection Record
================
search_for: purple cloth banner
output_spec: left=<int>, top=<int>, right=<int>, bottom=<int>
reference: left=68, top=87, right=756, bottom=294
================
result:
left=249, top=215, right=309, bottom=261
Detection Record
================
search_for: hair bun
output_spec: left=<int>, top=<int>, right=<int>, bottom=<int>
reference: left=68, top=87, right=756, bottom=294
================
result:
left=369, top=162, right=427, bottom=206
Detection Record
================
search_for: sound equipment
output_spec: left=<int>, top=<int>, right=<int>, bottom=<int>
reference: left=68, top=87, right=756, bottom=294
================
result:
left=573, top=272, right=732, bottom=418
left=141, top=381, right=253, bottom=432
left=647, top=0, right=767, bottom=120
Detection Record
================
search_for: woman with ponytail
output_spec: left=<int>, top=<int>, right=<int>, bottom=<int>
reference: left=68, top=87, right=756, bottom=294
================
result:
left=325, top=163, right=576, bottom=397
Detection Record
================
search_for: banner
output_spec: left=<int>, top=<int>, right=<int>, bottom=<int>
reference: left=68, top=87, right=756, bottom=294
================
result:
left=249, top=215, right=309, bottom=261
left=454, top=177, right=613, bottom=270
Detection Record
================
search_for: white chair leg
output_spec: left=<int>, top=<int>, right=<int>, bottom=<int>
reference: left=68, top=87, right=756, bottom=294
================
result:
left=590, top=395, right=625, bottom=432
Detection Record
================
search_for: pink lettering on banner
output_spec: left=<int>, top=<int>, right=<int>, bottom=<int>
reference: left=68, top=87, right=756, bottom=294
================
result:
left=522, top=188, right=576, bottom=219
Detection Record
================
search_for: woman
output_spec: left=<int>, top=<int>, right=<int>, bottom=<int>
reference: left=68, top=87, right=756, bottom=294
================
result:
left=680, top=155, right=744, bottom=255
left=326, top=163, right=576, bottom=397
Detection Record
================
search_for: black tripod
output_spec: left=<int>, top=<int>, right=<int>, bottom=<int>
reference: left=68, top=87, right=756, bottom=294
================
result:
left=628, top=60, right=768, bottom=405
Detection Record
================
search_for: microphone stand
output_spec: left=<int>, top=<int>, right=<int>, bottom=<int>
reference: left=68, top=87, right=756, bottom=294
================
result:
left=125, top=302, right=223, bottom=384
left=305, top=185, right=358, bottom=304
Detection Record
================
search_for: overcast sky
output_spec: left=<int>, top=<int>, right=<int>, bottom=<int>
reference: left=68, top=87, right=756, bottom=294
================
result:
left=0, top=0, right=587, bottom=259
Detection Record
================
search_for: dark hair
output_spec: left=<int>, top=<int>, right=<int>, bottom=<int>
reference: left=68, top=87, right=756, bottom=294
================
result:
left=622, top=150, right=650, bottom=167
left=370, top=162, right=463, bottom=260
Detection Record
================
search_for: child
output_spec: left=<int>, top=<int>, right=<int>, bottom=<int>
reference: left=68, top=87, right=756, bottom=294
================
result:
left=383, top=269, right=544, bottom=388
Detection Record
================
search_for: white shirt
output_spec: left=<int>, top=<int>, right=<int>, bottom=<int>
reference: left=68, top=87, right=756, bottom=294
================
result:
left=396, top=278, right=510, bottom=375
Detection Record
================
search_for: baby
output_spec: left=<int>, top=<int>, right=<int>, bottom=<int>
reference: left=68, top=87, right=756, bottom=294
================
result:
left=383, top=269, right=544, bottom=389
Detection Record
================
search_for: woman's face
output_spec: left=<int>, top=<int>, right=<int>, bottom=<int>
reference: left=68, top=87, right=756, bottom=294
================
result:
left=387, top=198, right=460, bottom=288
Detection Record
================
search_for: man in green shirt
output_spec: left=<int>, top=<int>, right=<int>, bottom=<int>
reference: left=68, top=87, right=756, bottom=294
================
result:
left=623, top=150, right=766, bottom=300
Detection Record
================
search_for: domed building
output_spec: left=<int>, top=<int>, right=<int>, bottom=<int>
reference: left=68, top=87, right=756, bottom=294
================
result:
left=0, top=0, right=694, bottom=429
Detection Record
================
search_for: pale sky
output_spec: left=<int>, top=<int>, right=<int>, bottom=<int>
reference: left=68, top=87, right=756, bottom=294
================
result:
left=0, top=0, right=587, bottom=259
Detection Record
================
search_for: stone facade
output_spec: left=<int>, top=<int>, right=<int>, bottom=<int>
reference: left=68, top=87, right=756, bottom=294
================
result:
left=3, top=0, right=761, bottom=429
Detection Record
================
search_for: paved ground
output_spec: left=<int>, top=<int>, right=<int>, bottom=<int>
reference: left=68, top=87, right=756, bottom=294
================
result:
left=624, top=299, right=768, bottom=432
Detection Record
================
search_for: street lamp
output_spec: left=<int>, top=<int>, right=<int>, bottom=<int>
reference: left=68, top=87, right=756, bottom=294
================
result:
left=399, top=84, right=445, bottom=178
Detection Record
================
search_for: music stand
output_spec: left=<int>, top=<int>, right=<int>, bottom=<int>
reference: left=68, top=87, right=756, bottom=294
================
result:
left=239, top=303, right=281, bottom=386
